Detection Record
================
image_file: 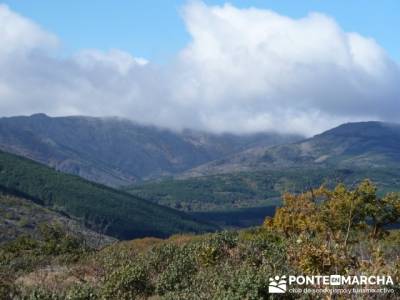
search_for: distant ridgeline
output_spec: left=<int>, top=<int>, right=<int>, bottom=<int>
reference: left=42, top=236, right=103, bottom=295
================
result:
left=0, top=114, right=301, bottom=187
left=0, top=150, right=218, bottom=240
left=182, top=121, right=400, bottom=177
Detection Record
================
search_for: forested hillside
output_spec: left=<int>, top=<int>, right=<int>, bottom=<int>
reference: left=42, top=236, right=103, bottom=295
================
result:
left=126, top=167, right=400, bottom=227
left=0, top=150, right=217, bottom=240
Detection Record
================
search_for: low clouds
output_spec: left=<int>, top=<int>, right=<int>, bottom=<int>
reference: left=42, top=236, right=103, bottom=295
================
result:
left=0, top=2, right=399, bottom=135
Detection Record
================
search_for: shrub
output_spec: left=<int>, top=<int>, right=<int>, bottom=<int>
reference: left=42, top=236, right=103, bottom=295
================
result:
left=238, top=229, right=287, bottom=271
left=66, top=284, right=97, bottom=300
left=100, top=263, right=151, bottom=300
left=155, top=246, right=197, bottom=294
left=23, top=287, right=63, bottom=300
left=214, top=266, right=270, bottom=300
left=38, top=223, right=86, bottom=256
left=197, top=231, right=238, bottom=267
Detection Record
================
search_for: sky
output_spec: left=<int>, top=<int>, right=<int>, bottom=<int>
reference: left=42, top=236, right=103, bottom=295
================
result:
left=2, top=1, right=399, bottom=63
left=0, top=1, right=399, bottom=135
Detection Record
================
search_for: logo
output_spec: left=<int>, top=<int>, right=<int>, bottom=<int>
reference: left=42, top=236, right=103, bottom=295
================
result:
left=329, top=275, right=341, bottom=286
left=268, top=274, right=394, bottom=294
left=269, top=275, right=287, bottom=293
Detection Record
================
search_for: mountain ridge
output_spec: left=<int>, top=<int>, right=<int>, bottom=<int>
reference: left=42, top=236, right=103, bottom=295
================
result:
left=181, top=121, right=400, bottom=177
left=0, top=114, right=301, bottom=186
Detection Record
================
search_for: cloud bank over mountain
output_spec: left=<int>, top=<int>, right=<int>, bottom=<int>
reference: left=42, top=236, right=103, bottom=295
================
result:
left=0, top=2, right=399, bottom=135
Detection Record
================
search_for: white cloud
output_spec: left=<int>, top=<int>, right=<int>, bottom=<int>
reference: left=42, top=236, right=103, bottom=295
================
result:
left=0, top=4, right=57, bottom=58
left=74, top=49, right=148, bottom=74
left=0, top=2, right=399, bottom=136
left=175, top=2, right=400, bottom=134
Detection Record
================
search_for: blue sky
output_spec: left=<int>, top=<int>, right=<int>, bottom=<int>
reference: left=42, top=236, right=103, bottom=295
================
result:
left=0, top=1, right=399, bottom=134
left=2, top=0, right=399, bottom=63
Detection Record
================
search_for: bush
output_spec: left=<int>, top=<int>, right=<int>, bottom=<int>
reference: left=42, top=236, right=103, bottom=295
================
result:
left=197, top=231, right=238, bottom=267
left=155, top=246, right=197, bottom=294
left=100, top=263, right=151, bottom=300
left=23, top=287, right=62, bottom=300
left=238, top=229, right=287, bottom=271
left=66, top=284, right=97, bottom=300
left=213, top=266, right=270, bottom=300
left=38, top=224, right=87, bottom=256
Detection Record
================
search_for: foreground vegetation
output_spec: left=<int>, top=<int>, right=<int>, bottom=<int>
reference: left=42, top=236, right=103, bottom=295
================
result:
left=0, top=150, right=217, bottom=239
left=1, top=180, right=399, bottom=299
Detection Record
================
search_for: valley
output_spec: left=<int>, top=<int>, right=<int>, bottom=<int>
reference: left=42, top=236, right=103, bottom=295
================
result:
left=1, top=116, right=400, bottom=299
left=2, top=116, right=400, bottom=232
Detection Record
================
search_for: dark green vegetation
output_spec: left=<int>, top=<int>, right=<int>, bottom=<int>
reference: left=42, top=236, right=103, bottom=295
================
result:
left=0, top=114, right=300, bottom=186
left=190, top=206, right=277, bottom=228
left=0, top=150, right=218, bottom=240
left=0, top=193, right=115, bottom=247
left=1, top=182, right=399, bottom=299
left=128, top=168, right=400, bottom=211
left=126, top=167, right=400, bottom=227
left=184, top=121, right=400, bottom=177
left=125, top=122, right=400, bottom=228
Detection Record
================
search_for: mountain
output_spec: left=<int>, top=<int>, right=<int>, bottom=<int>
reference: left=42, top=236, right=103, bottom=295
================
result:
left=126, top=121, right=400, bottom=228
left=0, top=150, right=217, bottom=239
left=0, top=114, right=301, bottom=187
left=183, top=121, right=400, bottom=177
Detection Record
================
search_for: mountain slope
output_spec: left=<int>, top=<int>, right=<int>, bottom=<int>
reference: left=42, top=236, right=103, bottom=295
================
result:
left=183, top=121, right=400, bottom=177
left=0, top=114, right=301, bottom=186
left=0, top=193, right=116, bottom=247
left=126, top=167, right=400, bottom=228
left=0, top=150, right=217, bottom=239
